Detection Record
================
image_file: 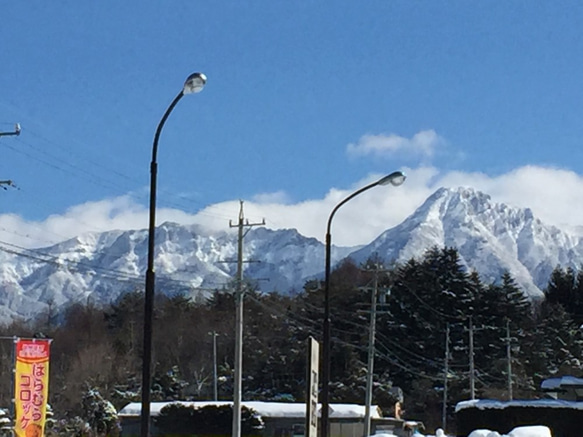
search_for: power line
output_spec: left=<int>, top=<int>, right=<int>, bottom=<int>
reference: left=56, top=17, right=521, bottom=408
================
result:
left=0, top=239, right=228, bottom=291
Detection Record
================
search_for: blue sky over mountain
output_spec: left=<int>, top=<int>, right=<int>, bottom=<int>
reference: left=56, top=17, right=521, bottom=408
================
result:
left=1, top=1, right=583, bottom=248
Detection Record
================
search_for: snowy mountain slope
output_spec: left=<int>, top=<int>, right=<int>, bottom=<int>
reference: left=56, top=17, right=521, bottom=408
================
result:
left=348, top=187, right=583, bottom=298
left=0, top=223, right=351, bottom=323
left=1, top=186, right=582, bottom=322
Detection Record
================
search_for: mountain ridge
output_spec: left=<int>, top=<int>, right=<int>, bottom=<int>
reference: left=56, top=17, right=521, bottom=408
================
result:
left=0, top=186, right=580, bottom=322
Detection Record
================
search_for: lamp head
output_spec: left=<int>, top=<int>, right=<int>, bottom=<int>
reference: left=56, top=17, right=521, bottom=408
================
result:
left=378, top=171, right=406, bottom=187
left=183, top=72, right=207, bottom=94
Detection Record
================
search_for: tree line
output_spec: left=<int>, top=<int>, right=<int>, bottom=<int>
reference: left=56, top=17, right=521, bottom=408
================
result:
left=0, top=246, right=582, bottom=434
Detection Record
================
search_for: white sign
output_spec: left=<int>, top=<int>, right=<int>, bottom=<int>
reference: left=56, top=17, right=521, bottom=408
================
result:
left=306, top=336, right=319, bottom=437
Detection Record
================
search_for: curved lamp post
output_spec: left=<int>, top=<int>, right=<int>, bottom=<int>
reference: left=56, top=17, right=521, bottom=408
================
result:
left=0, top=123, right=21, bottom=138
left=141, top=72, right=206, bottom=437
left=320, top=171, right=406, bottom=437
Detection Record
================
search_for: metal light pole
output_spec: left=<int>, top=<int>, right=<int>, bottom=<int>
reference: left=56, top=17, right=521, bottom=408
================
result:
left=140, top=72, right=206, bottom=437
left=321, top=171, right=406, bottom=437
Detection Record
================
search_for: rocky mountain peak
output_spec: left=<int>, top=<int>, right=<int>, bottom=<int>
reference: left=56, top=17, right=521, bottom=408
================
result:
left=0, top=186, right=581, bottom=322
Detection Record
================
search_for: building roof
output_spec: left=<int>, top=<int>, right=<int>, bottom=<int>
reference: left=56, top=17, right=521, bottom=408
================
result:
left=455, top=399, right=583, bottom=413
left=541, top=376, right=583, bottom=391
left=119, top=401, right=381, bottom=419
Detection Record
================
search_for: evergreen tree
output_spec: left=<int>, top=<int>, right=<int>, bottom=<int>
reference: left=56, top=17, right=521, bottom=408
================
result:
left=545, top=265, right=583, bottom=326
left=499, top=272, right=531, bottom=321
left=155, top=404, right=263, bottom=436
left=522, top=300, right=583, bottom=385
left=81, top=388, right=120, bottom=437
left=242, top=290, right=307, bottom=401
left=473, top=271, right=531, bottom=387
left=10, top=247, right=583, bottom=433
left=546, top=266, right=576, bottom=304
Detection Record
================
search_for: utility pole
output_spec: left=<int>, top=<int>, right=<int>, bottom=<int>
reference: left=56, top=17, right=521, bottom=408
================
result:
left=230, top=201, right=264, bottom=437
left=363, top=266, right=379, bottom=437
left=442, top=323, right=450, bottom=431
left=0, top=180, right=15, bottom=190
left=506, top=319, right=513, bottom=400
left=1, top=124, right=21, bottom=191
left=469, top=316, right=475, bottom=400
left=361, top=263, right=391, bottom=437
left=209, top=331, right=219, bottom=401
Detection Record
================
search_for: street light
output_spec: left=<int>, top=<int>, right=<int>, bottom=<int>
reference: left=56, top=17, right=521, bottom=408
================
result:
left=320, top=171, right=406, bottom=437
left=0, top=123, right=21, bottom=138
left=141, top=72, right=206, bottom=437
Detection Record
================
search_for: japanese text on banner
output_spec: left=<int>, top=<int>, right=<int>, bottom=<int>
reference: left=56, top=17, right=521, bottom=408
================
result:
left=14, top=339, right=51, bottom=437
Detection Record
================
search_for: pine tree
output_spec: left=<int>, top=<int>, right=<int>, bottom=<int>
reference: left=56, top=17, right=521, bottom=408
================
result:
left=81, top=388, right=120, bottom=436
left=522, top=300, right=583, bottom=385
left=545, top=266, right=577, bottom=308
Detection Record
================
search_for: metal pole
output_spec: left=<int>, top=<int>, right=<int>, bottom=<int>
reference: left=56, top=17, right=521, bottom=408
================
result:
left=321, top=177, right=397, bottom=437
left=0, top=124, right=20, bottom=138
left=232, top=203, right=244, bottom=437
left=11, top=336, right=18, bottom=429
left=141, top=91, right=184, bottom=437
left=469, top=317, right=475, bottom=400
left=506, top=320, right=513, bottom=401
left=322, top=231, right=332, bottom=437
left=227, top=201, right=263, bottom=437
left=363, top=268, right=378, bottom=437
left=212, top=331, right=218, bottom=401
left=442, top=323, right=450, bottom=431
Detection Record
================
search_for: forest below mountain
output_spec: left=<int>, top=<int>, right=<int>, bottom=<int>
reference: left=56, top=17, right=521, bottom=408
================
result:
left=1, top=246, right=582, bottom=434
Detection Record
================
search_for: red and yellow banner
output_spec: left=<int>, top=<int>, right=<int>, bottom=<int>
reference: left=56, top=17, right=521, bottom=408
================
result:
left=14, top=339, right=51, bottom=437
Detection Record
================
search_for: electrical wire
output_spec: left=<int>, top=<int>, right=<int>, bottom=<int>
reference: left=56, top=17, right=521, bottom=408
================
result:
left=0, top=239, right=228, bottom=292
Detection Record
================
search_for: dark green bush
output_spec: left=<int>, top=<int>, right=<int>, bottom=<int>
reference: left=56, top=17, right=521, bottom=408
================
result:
left=155, top=404, right=263, bottom=436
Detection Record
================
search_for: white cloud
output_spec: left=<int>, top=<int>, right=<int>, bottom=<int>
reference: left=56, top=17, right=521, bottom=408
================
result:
left=0, top=196, right=200, bottom=250
left=346, top=129, right=443, bottom=159
left=2, top=165, right=583, bottom=249
left=251, top=190, right=291, bottom=204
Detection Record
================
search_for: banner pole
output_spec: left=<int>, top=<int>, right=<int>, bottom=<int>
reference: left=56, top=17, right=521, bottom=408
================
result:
left=11, top=336, right=18, bottom=433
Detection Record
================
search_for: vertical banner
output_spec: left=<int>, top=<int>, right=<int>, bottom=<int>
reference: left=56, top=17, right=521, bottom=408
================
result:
left=305, top=336, right=319, bottom=437
left=14, top=339, right=51, bottom=437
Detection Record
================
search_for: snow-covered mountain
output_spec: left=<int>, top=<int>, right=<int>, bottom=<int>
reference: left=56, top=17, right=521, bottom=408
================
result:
left=350, top=187, right=583, bottom=298
left=0, top=187, right=581, bottom=323
left=0, top=223, right=353, bottom=323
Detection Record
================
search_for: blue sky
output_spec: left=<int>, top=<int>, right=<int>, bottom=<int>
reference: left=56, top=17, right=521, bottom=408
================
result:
left=2, top=1, right=583, bottom=248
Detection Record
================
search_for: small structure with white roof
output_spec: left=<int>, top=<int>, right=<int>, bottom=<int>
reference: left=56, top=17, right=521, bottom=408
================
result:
left=540, top=375, right=583, bottom=401
left=118, top=401, right=414, bottom=437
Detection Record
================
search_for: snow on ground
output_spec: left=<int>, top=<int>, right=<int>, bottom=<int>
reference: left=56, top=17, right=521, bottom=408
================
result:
left=420, top=425, right=552, bottom=437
